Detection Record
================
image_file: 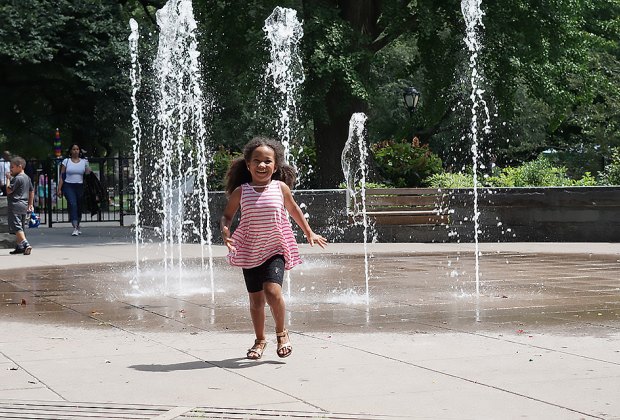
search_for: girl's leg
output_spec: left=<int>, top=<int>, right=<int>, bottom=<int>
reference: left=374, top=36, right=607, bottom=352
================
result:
left=263, top=282, right=286, bottom=333
left=264, top=282, right=291, bottom=357
left=246, top=291, right=267, bottom=359
left=248, top=291, right=267, bottom=340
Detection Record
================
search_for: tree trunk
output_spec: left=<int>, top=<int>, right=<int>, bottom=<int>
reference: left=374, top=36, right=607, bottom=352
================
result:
left=310, top=0, right=379, bottom=188
left=314, top=83, right=367, bottom=188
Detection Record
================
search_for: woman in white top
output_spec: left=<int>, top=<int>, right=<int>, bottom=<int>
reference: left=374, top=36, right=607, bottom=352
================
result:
left=57, top=144, right=91, bottom=236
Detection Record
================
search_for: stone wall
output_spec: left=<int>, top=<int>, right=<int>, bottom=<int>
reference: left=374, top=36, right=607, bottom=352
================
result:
left=445, top=187, right=620, bottom=242
left=0, top=197, right=13, bottom=248
left=206, top=187, right=620, bottom=243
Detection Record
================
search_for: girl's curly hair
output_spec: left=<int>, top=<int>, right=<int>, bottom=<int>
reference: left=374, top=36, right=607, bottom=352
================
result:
left=224, top=136, right=296, bottom=195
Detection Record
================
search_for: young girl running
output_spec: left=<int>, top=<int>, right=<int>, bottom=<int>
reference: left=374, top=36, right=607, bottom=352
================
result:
left=221, top=137, right=327, bottom=359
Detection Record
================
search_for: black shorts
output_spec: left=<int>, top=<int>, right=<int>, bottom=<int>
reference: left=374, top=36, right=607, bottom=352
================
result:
left=242, top=254, right=285, bottom=293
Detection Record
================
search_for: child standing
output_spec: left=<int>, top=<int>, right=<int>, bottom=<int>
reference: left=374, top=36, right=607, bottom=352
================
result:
left=5, top=156, right=34, bottom=255
left=221, top=137, right=327, bottom=359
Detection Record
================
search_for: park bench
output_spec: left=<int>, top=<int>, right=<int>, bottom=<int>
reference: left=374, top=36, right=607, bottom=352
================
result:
left=347, top=188, right=450, bottom=225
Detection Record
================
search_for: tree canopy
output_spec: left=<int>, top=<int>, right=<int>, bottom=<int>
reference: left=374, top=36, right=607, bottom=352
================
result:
left=0, top=0, right=618, bottom=187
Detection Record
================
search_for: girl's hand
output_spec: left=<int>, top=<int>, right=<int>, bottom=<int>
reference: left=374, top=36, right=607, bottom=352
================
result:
left=222, top=226, right=236, bottom=254
left=306, top=232, right=328, bottom=248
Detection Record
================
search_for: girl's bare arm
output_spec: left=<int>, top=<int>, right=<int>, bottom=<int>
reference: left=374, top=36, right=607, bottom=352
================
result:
left=281, top=182, right=327, bottom=248
left=220, top=187, right=241, bottom=252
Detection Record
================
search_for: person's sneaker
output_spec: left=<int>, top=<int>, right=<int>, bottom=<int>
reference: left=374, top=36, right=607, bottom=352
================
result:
left=72, top=228, right=79, bottom=236
left=23, top=245, right=32, bottom=255
left=9, top=247, right=24, bottom=255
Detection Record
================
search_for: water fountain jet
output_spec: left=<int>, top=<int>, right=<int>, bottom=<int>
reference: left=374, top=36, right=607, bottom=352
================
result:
left=461, top=0, right=491, bottom=295
left=129, top=0, right=215, bottom=299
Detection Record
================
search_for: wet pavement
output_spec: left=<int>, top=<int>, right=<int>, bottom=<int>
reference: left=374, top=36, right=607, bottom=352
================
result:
left=0, top=226, right=619, bottom=419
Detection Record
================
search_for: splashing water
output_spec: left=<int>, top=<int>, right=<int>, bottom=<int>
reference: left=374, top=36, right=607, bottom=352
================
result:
left=263, top=6, right=306, bottom=298
left=128, top=18, right=142, bottom=288
left=341, top=113, right=372, bottom=305
left=462, top=0, right=491, bottom=295
left=131, top=0, right=215, bottom=299
left=263, top=7, right=305, bottom=174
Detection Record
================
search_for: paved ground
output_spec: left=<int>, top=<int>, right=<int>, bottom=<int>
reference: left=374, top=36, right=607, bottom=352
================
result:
left=0, top=225, right=619, bottom=419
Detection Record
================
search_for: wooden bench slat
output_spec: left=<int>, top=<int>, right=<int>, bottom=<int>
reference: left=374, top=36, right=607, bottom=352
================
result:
left=369, top=205, right=437, bottom=212
left=372, top=214, right=450, bottom=225
left=366, top=195, right=442, bottom=207
left=365, top=188, right=443, bottom=195
left=348, top=188, right=450, bottom=226
left=365, top=210, right=442, bottom=216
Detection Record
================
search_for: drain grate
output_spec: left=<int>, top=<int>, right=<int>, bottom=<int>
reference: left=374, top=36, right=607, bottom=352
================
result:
left=0, top=401, right=401, bottom=420
left=0, top=400, right=174, bottom=419
left=180, top=407, right=400, bottom=420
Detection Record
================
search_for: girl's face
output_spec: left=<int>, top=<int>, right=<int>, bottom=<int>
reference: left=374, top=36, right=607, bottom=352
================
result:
left=70, top=145, right=80, bottom=157
left=247, top=145, right=277, bottom=185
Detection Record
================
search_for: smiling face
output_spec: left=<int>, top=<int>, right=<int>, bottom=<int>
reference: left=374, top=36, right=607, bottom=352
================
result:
left=247, top=145, right=277, bottom=186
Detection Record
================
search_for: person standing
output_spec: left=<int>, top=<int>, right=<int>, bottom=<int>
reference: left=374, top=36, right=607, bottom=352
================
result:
left=57, top=144, right=91, bottom=236
left=5, top=156, right=34, bottom=255
left=220, top=137, right=327, bottom=359
left=0, top=151, right=11, bottom=196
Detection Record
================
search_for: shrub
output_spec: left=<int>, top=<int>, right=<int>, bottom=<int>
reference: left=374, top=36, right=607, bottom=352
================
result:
left=599, top=148, right=620, bottom=186
left=371, top=139, right=442, bottom=187
left=425, top=155, right=598, bottom=188
left=488, top=156, right=569, bottom=186
left=425, top=172, right=474, bottom=188
left=208, top=146, right=239, bottom=190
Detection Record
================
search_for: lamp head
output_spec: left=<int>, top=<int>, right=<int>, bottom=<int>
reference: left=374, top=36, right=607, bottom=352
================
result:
left=403, top=87, right=420, bottom=114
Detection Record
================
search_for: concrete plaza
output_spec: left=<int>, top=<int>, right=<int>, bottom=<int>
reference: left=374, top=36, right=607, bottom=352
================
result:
left=0, top=226, right=619, bottom=419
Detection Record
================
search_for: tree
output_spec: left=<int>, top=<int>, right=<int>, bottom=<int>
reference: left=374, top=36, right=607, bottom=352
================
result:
left=301, top=1, right=422, bottom=187
left=0, top=0, right=159, bottom=158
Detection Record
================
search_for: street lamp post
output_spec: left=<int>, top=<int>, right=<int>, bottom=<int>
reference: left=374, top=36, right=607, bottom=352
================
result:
left=403, top=87, right=420, bottom=142
left=402, top=87, right=420, bottom=115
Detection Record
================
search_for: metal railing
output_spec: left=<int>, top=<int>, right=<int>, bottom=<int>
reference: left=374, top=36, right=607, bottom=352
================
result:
left=28, top=157, right=135, bottom=227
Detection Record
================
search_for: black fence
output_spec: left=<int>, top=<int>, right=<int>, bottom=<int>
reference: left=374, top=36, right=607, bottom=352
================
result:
left=27, top=157, right=135, bottom=227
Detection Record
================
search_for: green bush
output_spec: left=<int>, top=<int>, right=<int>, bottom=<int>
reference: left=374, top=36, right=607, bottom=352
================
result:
left=599, top=148, right=620, bottom=186
left=208, top=146, right=239, bottom=190
left=425, top=172, right=474, bottom=188
left=371, top=140, right=443, bottom=187
left=487, top=155, right=596, bottom=187
left=338, top=181, right=391, bottom=189
left=425, top=155, right=598, bottom=188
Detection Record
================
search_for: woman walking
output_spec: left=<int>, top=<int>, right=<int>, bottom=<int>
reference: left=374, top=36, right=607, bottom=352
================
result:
left=57, top=144, right=91, bottom=236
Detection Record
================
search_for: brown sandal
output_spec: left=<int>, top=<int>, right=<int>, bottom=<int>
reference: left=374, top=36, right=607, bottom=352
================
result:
left=247, top=339, right=267, bottom=360
left=276, top=329, right=292, bottom=358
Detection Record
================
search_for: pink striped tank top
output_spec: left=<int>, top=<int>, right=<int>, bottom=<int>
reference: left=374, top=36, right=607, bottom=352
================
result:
left=227, top=180, right=302, bottom=270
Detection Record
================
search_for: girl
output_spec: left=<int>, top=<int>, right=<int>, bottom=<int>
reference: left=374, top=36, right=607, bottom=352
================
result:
left=221, top=137, right=327, bottom=359
left=57, top=144, right=91, bottom=236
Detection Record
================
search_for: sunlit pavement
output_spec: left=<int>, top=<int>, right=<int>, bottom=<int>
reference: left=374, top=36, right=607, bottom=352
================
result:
left=0, top=226, right=619, bottom=419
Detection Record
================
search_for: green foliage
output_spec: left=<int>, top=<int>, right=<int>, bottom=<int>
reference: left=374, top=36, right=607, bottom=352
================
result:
left=207, top=146, right=240, bottom=191
left=489, top=155, right=599, bottom=187
left=0, top=0, right=146, bottom=158
left=338, top=181, right=391, bottom=190
left=0, top=0, right=619, bottom=188
left=371, top=140, right=442, bottom=187
left=426, top=155, right=598, bottom=187
left=599, top=148, right=620, bottom=185
left=425, top=172, right=475, bottom=188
